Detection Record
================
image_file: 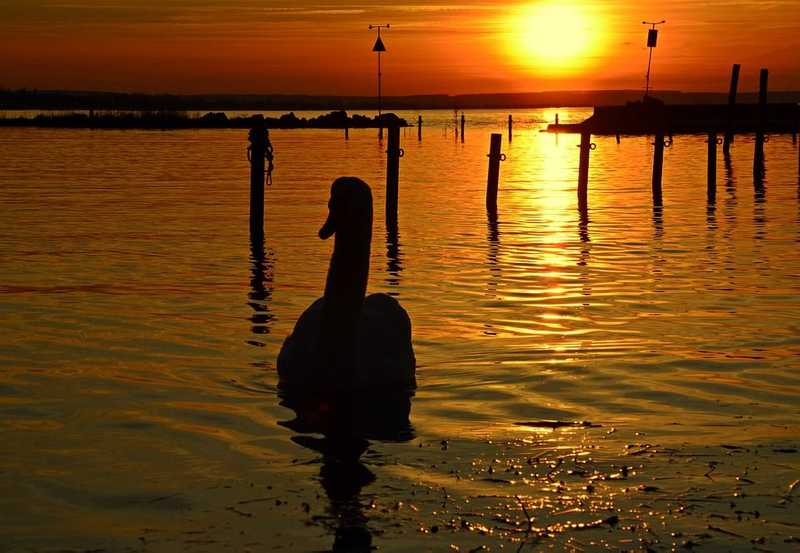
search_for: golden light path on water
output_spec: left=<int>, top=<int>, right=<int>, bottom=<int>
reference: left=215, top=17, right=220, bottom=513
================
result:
left=0, top=109, right=799, bottom=550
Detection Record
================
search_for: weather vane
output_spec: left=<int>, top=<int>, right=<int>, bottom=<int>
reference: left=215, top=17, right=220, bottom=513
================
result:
left=642, top=20, right=666, bottom=99
left=369, top=24, right=390, bottom=139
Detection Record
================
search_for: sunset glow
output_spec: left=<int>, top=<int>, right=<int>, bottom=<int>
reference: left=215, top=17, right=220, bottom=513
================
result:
left=1, top=2, right=800, bottom=96
left=506, top=2, right=605, bottom=74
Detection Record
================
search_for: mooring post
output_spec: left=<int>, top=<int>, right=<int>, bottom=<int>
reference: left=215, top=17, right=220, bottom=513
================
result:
left=248, top=116, right=267, bottom=235
left=460, top=114, right=465, bottom=143
left=754, top=68, right=768, bottom=177
left=707, top=132, right=717, bottom=204
left=418, top=115, right=422, bottom=141
left=508, top=115, right=513, bottom=143
left=577, top=131, right=591, bottom=211
left=723, top=64, right=740, bottom=155
left=486, top=133, right=504, bottom=212
left=386, top=125, right=402, bottom=225
left=615, top=132, right=621, bottom=144
left=345, top=124, right=349, bottom=140
left=652, top=132, right=665, bottom=207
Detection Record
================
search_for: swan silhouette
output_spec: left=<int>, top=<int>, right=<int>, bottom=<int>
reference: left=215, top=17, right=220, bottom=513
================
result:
left=278, top=177, right=416, bottom=391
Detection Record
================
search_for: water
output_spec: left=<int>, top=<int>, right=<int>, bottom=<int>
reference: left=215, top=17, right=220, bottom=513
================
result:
left=1, top=109, right=799, bottom=551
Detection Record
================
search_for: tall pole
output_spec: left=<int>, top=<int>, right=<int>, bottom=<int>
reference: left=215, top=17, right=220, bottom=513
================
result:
left=642, top=20, right=666, bottom=98
left=723, top=64, right=741, bottom=155
left=369, top=24, right=390, bottom=140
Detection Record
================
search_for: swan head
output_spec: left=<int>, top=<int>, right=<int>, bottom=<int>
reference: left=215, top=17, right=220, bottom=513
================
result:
left=319, top=177, right=373, bottom=241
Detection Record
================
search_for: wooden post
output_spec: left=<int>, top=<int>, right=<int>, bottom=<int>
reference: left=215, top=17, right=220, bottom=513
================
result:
left=508, top=115, right=513, bottom=143
left=578, top=132, right=591, bottom=211
left=754, top=68, right=768, bottom=177
left=723, top=64, right=740, bottom=155
left=460, top=114, right=465, bottom=143
left=345, top=125, right=349, bottom=140
left=615, top=132, right=621, bottom=144
left=707, top=132, right=717, bottom=204
left=418, top=115, right=422, bottom=141
left=486, top=133, right=503, bottom=212
left=248, top=117, right=266, bottom=235
left=652, top=132, right=665, bottom=207
left=386, top=125, right=401, bottom=225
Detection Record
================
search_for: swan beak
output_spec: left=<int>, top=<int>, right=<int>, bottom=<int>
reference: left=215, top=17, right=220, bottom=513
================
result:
left=319, top=212, right=336, bottom=239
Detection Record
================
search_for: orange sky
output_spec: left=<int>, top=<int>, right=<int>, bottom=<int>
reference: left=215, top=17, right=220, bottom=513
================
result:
left=2, top=1, right=799, bottom=95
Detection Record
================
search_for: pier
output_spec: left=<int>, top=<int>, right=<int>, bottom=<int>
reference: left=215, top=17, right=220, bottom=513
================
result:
left=543, top=66, right=799, bottom=210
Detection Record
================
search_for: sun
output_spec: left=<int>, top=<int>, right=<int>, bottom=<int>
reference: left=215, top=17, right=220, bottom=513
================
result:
left=506, top=2, right=604, bottom=74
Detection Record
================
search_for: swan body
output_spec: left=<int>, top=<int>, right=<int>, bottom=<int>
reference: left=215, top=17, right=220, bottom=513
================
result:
left=277, top=177, right=416, bottom=392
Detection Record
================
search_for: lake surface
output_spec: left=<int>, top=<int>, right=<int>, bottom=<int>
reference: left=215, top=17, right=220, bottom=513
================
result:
left=1, top=108, right=799, bottom=552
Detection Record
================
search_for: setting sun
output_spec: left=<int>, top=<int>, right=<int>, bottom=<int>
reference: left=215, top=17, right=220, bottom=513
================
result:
left=505, top=2, right=605, bottom=74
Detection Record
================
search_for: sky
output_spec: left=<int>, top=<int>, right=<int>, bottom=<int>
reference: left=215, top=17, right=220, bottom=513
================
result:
left=1, top=0, right=799, bottom=96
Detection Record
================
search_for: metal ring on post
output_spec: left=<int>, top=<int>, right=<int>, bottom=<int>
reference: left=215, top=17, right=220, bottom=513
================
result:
left=763, top=135, right=770, bottom=143
left=589, top=143, right=597, bottom=150
left=500, top=153, right=507, bottom=161
left=716, top=137, right=724, bottom=145
left=399, top=148, right=405, bottom=157
left=664, top=138, right=673, bottom=148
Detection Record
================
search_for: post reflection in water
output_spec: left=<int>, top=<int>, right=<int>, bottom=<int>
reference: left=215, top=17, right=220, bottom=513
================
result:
left=651, top=206, right=665, bottom=289
left=484, top=209, right=501, bottom=336
left=723, top=149, right=737, bottom=224
left=278, top=390, right=414, bottom=552
left=577, top=208, right=591, bottom=301
left=486, top=209, right=500, bottom=292
left=754, top=157, right=766, bottom=241
left=246, top=230, right=275, bottom=347
left=385, top=220, right=402, bottom=293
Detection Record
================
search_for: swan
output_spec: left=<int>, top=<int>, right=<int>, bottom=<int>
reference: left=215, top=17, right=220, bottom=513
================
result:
left=277, top=177, right=416, bottom=392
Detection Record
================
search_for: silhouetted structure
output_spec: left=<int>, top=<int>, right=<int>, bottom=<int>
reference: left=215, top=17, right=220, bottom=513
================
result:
left=754, top=69, right=768, bottom=178
left=723, top=64, right=741, bottom=154
left=248, top=117, right=269, bottom=235
left=707, top=132, right=718, bottom=204
left=486, top=134, right=504, bottom=212
left=652, top=132, right=666, bottom=207
left=578, top=132, right=592, bottom=211
left=386, top=126, right=402, bottom=226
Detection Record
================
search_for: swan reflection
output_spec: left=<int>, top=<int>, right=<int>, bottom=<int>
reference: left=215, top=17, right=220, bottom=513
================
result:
left=279, top=390, right=414, bottom=552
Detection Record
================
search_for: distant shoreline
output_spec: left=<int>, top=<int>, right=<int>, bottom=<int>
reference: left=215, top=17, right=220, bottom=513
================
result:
left=3, top=89, right=799, bottom=112
left=0, top=110, right=410, bottom=130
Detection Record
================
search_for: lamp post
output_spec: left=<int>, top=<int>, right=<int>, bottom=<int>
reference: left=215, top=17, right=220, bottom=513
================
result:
left=369, top=23, right=389, bottom=139
left=642, top=20, right=666, bottom=99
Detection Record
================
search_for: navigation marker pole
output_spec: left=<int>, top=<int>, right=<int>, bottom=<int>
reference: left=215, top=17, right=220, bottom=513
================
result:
left=642, top=20, right=666, bottom=99
left=369, top=24, right=390, bottom=140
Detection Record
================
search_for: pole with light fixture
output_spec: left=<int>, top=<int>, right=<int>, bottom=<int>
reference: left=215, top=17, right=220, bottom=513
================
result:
left=642, top=20, right=666, bottom=99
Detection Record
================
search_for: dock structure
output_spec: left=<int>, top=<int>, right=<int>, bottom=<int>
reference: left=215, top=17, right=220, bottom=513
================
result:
left=547, top=101, right=799, bottom=136
left=545, top=69, right=800, bottom=210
